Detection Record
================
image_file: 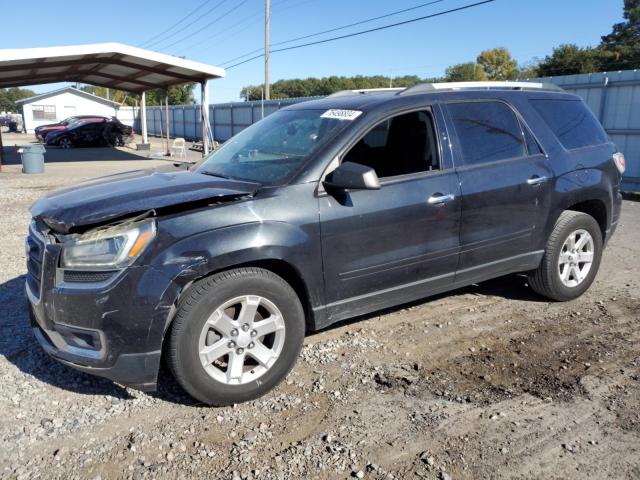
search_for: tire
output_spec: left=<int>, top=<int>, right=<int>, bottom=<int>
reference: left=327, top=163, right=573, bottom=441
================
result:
left=58, top=137, right=73, bottom=149
left=167, top=267, right=305, bottom=405
left=528, top=211, right=603, bottom=301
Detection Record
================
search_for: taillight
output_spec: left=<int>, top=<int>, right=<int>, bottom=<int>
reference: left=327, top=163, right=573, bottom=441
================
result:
left=613, top=152, right=626, bottom=174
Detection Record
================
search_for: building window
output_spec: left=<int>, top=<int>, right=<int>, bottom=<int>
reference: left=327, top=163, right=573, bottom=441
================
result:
left=32, top=105, right=56, bottom=121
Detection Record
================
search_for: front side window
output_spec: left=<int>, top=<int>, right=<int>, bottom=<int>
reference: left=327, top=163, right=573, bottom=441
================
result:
left=32, top=105, right=56, bottom=121
left=447, top=101, right=526, bottom=165
left=197, top=109, right=354, bottom=185
left=343, top=110, right=439, bottom=178
left=530, top=99, right=608, bottom=150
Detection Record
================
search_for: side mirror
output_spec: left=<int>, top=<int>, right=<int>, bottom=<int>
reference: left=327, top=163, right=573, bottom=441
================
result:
left=323, top=162, right=380, bottom=191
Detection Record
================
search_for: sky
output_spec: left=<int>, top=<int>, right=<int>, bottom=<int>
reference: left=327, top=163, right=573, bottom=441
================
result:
left=1, top=0, right=624, bottom=103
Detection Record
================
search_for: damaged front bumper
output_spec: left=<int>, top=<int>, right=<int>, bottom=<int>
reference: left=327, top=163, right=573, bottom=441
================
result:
left=25, top=226, right=180, bottom=391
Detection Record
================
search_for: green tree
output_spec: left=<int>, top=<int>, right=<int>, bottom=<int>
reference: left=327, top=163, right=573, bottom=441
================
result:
left=239, top=75, right=433, bottom=100
left=145, top=83, right=196, bottom=106
left=80, top=85, right=137, bottom=106
left=0, top=87, right=36, bottom=113
left=444, top=62, right=487, bottom=82
left=536, top=44, right=601, bottom=77
left=81, top=82, right=196, bottom=106
left=599, top=0, right=640, bottom=70
left=476, top=47, right=519, bottom=80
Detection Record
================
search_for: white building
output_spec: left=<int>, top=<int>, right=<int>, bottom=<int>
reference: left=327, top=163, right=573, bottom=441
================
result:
left=16, top=86, right=120, bottom=133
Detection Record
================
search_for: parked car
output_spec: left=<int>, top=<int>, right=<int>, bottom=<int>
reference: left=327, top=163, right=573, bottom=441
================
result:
left=45, top=119, right=134, bottom=148
left=26, top=82, right=624, bottom=405
left=35, top=115, right=111, bottom=142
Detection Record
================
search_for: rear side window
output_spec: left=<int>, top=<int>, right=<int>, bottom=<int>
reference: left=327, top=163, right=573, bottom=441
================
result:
left=530, top=99, right=608, bottom=150
left=447, top=101, right=526, bottom=165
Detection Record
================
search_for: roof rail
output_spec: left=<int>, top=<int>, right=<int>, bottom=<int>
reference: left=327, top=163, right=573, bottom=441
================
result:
left=399, top=81, right=565, bottom=96
left=328, top=87, right=404, bottom=97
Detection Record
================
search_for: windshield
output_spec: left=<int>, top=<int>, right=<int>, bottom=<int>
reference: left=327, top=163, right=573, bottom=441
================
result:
left=196, top=109, right=356, bottom=185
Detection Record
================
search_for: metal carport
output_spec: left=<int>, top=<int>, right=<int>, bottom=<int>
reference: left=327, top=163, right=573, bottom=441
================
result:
left=0, top=42, right=225, bottom=167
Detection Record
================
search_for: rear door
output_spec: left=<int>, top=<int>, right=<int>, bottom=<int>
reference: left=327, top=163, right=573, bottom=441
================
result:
left=319, top=105, right=461, bottom=321
left=443, top=100, right=553, bottom=283
left=74, top=123, right=104, bottom=146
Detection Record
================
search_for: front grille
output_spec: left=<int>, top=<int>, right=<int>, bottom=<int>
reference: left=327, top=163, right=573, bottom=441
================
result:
left=26, top=221, right=46, bottom=300
left=62, top=270, right=117, bottom=283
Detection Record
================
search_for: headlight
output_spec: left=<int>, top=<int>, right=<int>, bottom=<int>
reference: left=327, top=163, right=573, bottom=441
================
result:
left=61, top=219, right=156, bottom=269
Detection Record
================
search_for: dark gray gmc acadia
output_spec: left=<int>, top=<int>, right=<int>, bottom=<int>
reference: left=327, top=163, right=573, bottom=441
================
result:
left=26, top=82, right=625, bottom=405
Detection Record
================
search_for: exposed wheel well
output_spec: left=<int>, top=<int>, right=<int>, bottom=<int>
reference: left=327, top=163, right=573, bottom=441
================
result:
left=165, top=260, right=315, bottom=337
left=566, top=199, right=608, bottom=242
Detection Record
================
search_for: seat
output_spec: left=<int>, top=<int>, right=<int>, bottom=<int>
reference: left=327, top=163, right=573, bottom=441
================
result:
left=171, top=138, right=187, bottom=159
left=383, top=112, right=428, bottom=177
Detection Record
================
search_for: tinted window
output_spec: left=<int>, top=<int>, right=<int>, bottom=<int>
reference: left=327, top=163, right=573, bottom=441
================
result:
left=523, top=125, right=542, bottom=155
left=343, top=110, right=439, bottom=178
left=530, top=99, right=608, bottom=150
left=448, top=101, right=526, bottom=165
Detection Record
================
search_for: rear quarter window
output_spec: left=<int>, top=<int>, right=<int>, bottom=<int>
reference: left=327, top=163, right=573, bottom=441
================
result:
left=529, top=99, right=608, bottom=150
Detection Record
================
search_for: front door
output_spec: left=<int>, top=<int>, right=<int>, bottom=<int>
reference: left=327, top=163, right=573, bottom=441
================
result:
left=319, top=107, right=461, bottom=321
left=443, top=99, right=553, bottom=284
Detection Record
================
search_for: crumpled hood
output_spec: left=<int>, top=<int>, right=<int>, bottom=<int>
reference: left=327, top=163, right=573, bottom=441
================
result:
left=31, top=168, right=260, bottom=233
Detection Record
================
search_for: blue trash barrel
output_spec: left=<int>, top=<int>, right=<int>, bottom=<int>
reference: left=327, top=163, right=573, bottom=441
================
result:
left=19, top=144, right=46, bottom=174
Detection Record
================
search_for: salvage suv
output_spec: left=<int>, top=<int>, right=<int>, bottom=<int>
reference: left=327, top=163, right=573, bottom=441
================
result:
left=26, top=82, right=625, bottom=405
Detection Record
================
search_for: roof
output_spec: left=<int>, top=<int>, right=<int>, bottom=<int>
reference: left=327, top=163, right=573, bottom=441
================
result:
left=285, top=85, right=576, bottom=113
left=0, top=42, right=225, bottom=93
left=15, top=86, right=121, bottom=108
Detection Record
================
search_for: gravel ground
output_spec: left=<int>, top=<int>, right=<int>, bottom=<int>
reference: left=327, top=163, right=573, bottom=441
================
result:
left=0, top=156, right=639, bottom=480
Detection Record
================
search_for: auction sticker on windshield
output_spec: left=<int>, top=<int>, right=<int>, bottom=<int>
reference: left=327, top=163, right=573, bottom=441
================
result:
left=320, top=109, right=363, bottom=121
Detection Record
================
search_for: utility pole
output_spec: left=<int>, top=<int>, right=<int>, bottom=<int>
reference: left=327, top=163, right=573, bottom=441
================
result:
left=264, top=0, right=271, bottom=100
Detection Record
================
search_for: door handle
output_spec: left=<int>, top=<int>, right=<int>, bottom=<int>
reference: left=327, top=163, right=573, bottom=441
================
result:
left=427, top=193, right=455, bottom=205
left=527, top=175, right=548, bottom=186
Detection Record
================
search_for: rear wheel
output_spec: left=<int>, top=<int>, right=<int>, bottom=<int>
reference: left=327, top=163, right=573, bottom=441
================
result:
left=167, top=267, right=305, bottom=405
left=528, top=211, right=603, bottom=301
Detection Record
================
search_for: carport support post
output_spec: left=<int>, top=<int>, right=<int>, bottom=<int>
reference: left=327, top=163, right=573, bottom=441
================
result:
left=140, top=91, right=148, bottom=144
left=0, top=126, right=4, bottom=172
left=201, top=80, right=210, bottom=156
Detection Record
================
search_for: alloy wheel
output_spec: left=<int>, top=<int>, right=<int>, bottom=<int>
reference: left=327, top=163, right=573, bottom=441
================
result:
left=558, top=228, right=594, bottom=288
left=198, top=295, right=286, bottom=385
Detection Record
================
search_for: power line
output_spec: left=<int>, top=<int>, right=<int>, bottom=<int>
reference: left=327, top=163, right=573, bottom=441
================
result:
left=182, top=10, right=264, bottom=53
left=145, top=0, right=233, bottom=50
left=156, top=0, right=251, bottom=51
left=226, top=0, right=497, bottom=70
left=138, top=0, right=214, bottom=48
left=178, top=0, right=315, bottom=55
left=220, top=0, right=450, bottom=67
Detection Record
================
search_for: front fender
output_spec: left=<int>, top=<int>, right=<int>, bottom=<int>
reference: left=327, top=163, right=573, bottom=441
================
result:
left=145, top=220, right=323, bottom=349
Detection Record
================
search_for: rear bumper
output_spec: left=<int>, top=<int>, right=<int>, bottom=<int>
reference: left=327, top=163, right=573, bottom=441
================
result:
left=606, top=190, right=623, bottom=246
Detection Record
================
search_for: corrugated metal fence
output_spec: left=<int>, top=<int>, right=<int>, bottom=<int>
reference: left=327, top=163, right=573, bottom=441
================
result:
left=117, top=70, right=639, bottom=191
left=118, top=96, right=321, bottom=144
left=529, top=70, right=640, bottom=191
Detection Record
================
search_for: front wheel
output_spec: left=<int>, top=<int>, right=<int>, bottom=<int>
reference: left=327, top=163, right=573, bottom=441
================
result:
left=528, top=211, right=603, bottom=301
left=167, top=267, right=305, bottom=405
left=58, top=137, right=73, bottom=149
